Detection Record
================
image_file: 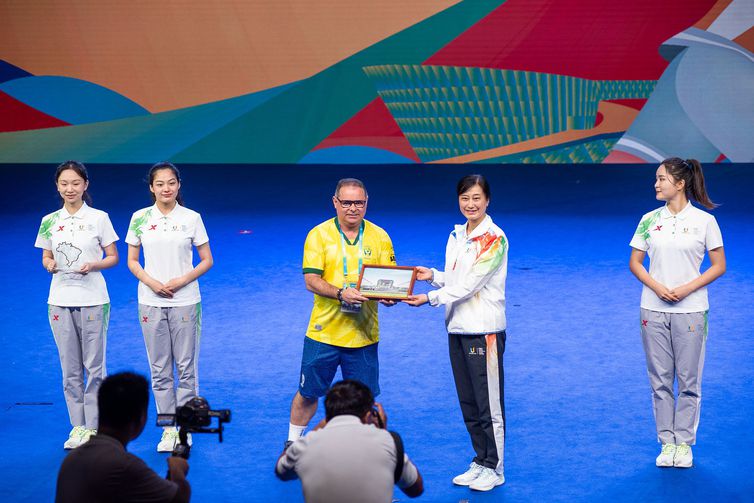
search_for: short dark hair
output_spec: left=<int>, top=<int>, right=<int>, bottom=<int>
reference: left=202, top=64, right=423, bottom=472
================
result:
left=457, top=174, right=490, bottom=199
left=98, top=372, right=149, bottom=429
left=334, top=178, right=368, bottom=198
left=324, top=380, right=374, bottom=421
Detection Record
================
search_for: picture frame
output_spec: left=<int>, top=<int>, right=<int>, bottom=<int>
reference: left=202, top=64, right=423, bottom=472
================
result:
left=357, top=265, right=417, bottom=300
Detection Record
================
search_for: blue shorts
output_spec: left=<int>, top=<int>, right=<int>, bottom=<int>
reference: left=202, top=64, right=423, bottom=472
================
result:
left=298, top=336, right=380, bottom=399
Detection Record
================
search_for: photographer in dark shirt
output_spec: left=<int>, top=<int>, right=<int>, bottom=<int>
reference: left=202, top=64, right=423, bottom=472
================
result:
left=56, top=372, right=191, bottom=503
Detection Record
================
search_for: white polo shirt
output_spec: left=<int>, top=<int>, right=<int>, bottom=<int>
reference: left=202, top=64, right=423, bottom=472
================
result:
left=34, top=203, right=119, bottom=307
left=630, top=202, right=723, bottom=313
left=125, top=203, right=209, bottom=307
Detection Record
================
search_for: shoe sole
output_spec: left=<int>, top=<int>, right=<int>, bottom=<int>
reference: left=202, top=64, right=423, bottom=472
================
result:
left=470, top=479, right=505, bottom=491
left=452, top=479, right=476, bottom=487
left=673, top=462, right=692, bottom=468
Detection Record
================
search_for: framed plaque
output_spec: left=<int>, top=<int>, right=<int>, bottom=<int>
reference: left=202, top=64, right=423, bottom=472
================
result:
left=357, top=265, right=417, bottom=300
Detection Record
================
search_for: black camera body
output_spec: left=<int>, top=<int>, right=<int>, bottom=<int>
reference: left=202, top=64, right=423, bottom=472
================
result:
left=175, top=396, right=231, bottom=431
left=157, top=396, right=231, bottom=459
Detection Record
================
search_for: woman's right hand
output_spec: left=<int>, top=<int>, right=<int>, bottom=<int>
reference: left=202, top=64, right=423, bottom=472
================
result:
left=652, top=283, right=679, bottom=303
left=415, top=266, right=433, bottom=281
left=46, top=259, right=58, bottom=274
left=403, top=294, right=429, bottom=307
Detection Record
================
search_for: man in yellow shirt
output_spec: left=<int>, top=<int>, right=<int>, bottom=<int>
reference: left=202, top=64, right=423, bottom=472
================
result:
left=287, top=178, right=397, bottom=443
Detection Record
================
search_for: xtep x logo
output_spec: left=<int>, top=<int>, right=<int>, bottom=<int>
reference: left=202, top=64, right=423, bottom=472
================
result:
left=142, top=316, right=149, bottom=323
left=58, top=225, right=65, bottom=231
left=149, top=225, right=157, bottom=231
left=654, top=225, right=662, bottom=232
left=53, top=314, right=59, bottom=321
left=642, top=320, right=648, bottom=327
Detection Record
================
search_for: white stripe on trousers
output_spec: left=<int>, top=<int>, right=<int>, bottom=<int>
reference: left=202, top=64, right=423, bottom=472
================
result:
left=485, top=333, right=505, bottom=474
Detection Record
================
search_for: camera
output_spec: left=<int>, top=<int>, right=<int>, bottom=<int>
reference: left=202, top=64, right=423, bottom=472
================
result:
left=157, top=396, right=231, bottom=459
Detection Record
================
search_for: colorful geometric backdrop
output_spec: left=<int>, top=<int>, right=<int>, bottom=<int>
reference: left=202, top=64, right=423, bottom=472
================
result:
left=1, top=0, right=752, bottom=164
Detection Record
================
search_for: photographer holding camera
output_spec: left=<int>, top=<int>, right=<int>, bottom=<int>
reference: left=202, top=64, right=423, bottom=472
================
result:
left=56, top=372, right=191, bottom=503
left=276, top=379, right=423, bottom=503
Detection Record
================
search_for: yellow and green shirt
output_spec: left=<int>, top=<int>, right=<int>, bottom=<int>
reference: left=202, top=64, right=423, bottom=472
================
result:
left=303, top=218, right=396, bottom=348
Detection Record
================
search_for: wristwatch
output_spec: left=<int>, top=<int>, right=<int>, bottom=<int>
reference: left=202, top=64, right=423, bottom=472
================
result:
left=337, top=288, right=344, bottom=302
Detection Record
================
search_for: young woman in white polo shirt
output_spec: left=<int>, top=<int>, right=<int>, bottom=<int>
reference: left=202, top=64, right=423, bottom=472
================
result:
left=35, top=161, right=119, bottom=449
left=629, top=157, right=725, bottom=469
left=405, top=174, right=508, bottom=492
left=126, top=162, right=213, bottom=452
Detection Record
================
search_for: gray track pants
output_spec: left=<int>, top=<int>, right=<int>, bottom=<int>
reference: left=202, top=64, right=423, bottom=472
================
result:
left=640, top=308, right=708, bottom=445
left=139, top=303, right=202, bottom=414
left=48, top=304, right=110, bottom=429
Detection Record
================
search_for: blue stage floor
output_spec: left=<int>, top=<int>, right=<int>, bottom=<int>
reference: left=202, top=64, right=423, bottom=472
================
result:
left=1, top=164, right=753, bottom=502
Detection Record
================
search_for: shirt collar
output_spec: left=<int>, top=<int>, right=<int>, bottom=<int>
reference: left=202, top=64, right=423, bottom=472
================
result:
left=61, top=202, right=90, bottom=219
left=661, top=201, right=692, bottom=221
left=152, top=202, right=182, bottom=219
left=334, top=217, right=366, bottom=245
left=324, top=415, right=364, bottom=428
left=455, top=214, right=492, bottom=240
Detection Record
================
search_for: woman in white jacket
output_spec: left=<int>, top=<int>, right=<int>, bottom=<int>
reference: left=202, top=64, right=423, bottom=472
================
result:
left=405, top=174, right=508, bottom=492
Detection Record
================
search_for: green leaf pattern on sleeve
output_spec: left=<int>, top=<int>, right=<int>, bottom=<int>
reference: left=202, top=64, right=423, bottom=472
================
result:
left=38, top=211, right=60, bottom=240
left=472, top=231, right=507, bottom=274
left=634, top=209, right=662, bottom=242
left=129, top=208, right=152, bottom=238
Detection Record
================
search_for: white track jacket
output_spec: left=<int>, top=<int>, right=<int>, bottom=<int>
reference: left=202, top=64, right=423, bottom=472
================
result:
left=427, top=215, right=508, bottom=335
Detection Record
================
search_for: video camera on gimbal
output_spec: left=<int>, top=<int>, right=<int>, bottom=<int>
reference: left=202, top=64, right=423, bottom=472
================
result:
left=157, top=396, right=231, bottom=459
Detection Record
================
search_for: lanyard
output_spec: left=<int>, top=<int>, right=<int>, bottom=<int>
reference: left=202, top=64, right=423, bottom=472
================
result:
left=339, top=222, right=364, bottom=286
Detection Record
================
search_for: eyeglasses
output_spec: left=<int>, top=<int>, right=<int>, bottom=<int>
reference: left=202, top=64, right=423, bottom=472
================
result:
left=336, top=197, right=367, bottom=209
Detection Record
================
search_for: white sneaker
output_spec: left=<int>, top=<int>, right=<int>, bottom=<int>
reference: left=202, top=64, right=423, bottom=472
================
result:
left=673, top=443, right=693, bottom=468
left=469, top=467, right=505, bottom=491
left=452, top=462, right=485, bottom=486
left=157, top=428, right=179, bottom=452
left=63, top=426, right=86, bottom=449
left=655, top=443, right=676, bottom=467
left=80, top=428, right=97, bottom=445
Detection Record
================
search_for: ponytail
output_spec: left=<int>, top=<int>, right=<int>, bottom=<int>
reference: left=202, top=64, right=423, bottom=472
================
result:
left=686, top=159, right=716, bottom=209
left=661, top=157, right=717, bottom=210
